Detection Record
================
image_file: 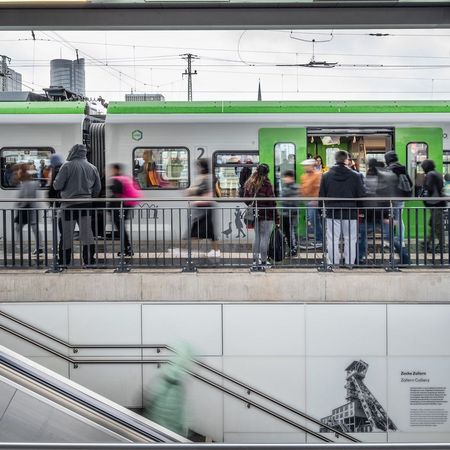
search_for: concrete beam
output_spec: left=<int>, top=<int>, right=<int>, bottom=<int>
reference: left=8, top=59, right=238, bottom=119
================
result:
left=0, top=269, right=448, bottom=302
left=1, top=4, right=450, bottom=30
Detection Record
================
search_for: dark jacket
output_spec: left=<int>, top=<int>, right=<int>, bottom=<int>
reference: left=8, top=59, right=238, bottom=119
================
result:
left=319, top=164, right=366, bottom=219
left=48, top=164, right=62, bottom=206
left=422, top=171, right=447, bottom=207
left=53, top=145, right=101, bottom=202
left=281, top=182, right=299, bottom=215
left=386, top=161, right=413, bottom=197
left=244, top=179, right=277, bottom=221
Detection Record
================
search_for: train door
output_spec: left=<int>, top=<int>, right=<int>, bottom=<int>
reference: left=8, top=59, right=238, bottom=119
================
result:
left=258, top=128, right=307, bottom=195
left=395, top=127, right=443, bottom=195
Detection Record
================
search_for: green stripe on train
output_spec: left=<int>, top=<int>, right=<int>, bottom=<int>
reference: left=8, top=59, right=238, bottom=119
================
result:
left=0, top=102, right=87, bottom=114
left=108, top=101, right=450, bottom=115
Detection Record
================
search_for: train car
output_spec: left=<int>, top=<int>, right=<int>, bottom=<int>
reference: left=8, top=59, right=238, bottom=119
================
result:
left=105, top=101, right=450, bottom=242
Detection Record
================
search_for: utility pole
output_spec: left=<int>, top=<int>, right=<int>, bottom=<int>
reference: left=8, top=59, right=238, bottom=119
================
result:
left=0, top=55, right=11, bottom=92
left=181, top=53, right=198, bottom=101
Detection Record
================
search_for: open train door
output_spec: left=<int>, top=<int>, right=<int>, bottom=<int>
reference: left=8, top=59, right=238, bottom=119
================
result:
left=395, top=127, right=443, bottom=238
left=258, top=128, right=307, bottom=196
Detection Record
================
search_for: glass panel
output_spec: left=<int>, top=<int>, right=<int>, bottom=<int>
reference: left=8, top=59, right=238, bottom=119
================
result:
left=443, top=151, right=450, bottom=195
left=214, top=152, right=258, bottom=198
left=274, top=142, right=295, bottom=196
left=0, top=147, right=54, bottom=189
left=133, top=147, right=189, bottom=189
left=406, top=142, right=428, bottom=196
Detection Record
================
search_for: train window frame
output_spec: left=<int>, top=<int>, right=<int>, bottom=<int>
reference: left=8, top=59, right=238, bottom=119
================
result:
left=406, top=141, right=429, bottom=195
left=132, top=146, right=190, bottom=190
left=212, top=150, right=259, bottom=198
left=0, top=146, right=55, bottom=190
left=274, top=142, right=296, bottom=197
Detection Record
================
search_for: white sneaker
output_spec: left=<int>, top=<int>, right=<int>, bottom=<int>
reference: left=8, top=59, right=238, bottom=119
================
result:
left=207, top=249, right=221, bottom=258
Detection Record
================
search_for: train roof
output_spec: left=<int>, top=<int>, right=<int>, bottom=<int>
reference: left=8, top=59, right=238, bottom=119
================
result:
left=0, top=101, right=87, bottom=115
left=107, top=100, right=450, bottom=115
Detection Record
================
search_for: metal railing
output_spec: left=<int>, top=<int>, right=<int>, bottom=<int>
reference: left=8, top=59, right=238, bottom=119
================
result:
left=0, top=309, right=357, bottom=443
left=0, top=197, right=448, bottom=271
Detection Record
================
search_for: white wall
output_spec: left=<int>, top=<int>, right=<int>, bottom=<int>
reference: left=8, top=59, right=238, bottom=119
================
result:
left=1, top=302, right=450, bottom=443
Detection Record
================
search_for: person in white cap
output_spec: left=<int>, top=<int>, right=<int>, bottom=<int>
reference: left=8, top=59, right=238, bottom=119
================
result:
left=300, top=158, right=323, bottom=248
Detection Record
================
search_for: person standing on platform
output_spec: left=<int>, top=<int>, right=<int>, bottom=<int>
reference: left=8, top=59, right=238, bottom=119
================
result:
left=53, top=144, right=101, bottom=266
left=319, top=150, right=365, bottom=266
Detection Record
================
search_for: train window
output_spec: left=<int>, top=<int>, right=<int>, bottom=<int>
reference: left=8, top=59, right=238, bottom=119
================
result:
left=443, top=151, right=450, bottom=195
left=406, top=142, right=428, bottom=195
left=274, top=142, right=295, bottom=196
left=213, top=152, right=259, bottom=198
left=133, top=147, right=189, bottom=190
left=0, top=147, right=55, bottom=189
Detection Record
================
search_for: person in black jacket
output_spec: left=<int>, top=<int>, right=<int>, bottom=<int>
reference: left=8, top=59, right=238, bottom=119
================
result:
left=319, top=150, right=365, bottom=265
left=421, top=159, right=447, bottom=252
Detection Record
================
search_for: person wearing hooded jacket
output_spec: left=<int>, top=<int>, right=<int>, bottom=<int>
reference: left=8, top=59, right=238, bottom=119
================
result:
left=421, top=159, right=447, bottom=252
left=319, top=150, right=366, bottom=265
left=53, top=144, right=101, bottom=266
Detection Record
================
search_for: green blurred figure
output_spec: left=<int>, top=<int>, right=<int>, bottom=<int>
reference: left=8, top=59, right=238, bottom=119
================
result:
left=143, top=344, right=193, bottom=437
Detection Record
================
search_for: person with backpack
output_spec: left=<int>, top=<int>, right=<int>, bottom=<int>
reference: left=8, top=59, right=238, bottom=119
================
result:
left=244, top=163, right=278, bottom=268
left=109, top=163, right=142, bottom=257
left=420, top=159, right=447, bottom=252
left=384, top=151, right=413, bottom=252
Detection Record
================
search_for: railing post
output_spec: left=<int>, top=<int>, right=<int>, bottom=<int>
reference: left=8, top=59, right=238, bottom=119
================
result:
left=386, top=200, right=400, bottom=272
left=46, top=205, right=62, bottom=273
left=114, top=201, right=130, bottom=273
left=183, top=201, right=197, bottom=272
left=318, top=200, right=332, bottom=272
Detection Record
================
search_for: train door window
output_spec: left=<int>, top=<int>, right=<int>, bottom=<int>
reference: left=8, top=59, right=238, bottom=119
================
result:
left=0, top=147, right=54, bottom=189
left=406, top=142, right=428, bottom=195
left=213, top=152, right=259, bottom=197
left=133, top=147, right=189, bottom=189
left=443, top=151, right=450, bottom=195
left=274, top=143, right=295, bottom=196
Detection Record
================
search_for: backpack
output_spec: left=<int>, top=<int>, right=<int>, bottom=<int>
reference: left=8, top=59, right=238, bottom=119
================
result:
left=268, top=226, right=284, bottom=262
left=112, top=175, right=143, bottom=206
left=397, top=173, right=413, bottom=197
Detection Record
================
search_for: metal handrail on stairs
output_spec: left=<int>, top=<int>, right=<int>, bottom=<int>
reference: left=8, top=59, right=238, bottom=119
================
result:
left=0, top=309, right=359, bottom=443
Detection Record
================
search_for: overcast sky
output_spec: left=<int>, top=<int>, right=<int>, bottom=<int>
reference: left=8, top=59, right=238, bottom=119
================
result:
left=2, top=29, right=450, bottom=102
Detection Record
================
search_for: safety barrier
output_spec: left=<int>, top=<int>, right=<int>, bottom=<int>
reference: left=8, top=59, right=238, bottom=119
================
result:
left=0, top=197, right=448, bottom=272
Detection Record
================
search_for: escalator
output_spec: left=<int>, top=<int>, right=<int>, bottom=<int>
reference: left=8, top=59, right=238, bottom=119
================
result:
left=0, top=345, right=189, bottom=443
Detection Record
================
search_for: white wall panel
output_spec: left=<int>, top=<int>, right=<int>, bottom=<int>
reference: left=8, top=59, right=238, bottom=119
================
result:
left=70, top=363, right=142, bottom=408
left=223, top=305, right=305, bottom=356
left=29, top=356, right=69, bottom=378
left=142, top=304, right=222, bottom=356
left=68, top=303, right=141, bottom=346
left=388, top=305, right=450, bottom=356
left=306, top=305, right=386, bottom=356
left=223, top=357, right=305, bottom=433
left=0, top=381, right=16, bottom=418
left=387, top=432, right=450, bottom=442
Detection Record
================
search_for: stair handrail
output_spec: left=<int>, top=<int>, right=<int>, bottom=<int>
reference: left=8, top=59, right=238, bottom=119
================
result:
left=0, top=310, right=359, bottom=442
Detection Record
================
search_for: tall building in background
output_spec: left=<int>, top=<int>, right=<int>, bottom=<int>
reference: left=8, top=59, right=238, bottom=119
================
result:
left=1, top=55, right=22, bottom=92
left=50, top=58, right=85, bottom=96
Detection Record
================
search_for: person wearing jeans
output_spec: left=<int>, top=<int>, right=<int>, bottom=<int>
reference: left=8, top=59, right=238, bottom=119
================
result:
left=319, top=150, right=366, bottom=266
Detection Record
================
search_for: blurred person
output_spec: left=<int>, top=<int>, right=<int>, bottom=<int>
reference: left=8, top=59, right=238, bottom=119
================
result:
left=109, top=163, right=142, bottom=256
left=143, top=344, right=193, bottom=437
left=319, top=150, right=365, bottom=266
left=385, top=151, right=412, bottom=252
left=48, top=154, right=64, bottom=263
left=53, top=144, right=101, bottom=266
left=187, top=158, right=220, bottom=258
left=38, top=159, right=49, bottom=187
left=300, top=159, right=322, bottom=248
left=421, top=159, right=447, bottom=252
left=244, top=163, right=277, bottom=267
left=14, top=164, right=44, bottom=255
left=238, top=159, right=253, bottom=197
left=280, top=169, right=299, bottom=256
left=314, top=154, right=328, bottom=173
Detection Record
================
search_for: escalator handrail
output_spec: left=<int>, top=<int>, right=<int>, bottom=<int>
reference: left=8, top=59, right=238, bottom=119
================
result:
left=0, top=345, right=187, bottom=443
left=0, top=310, right=359, bottom=443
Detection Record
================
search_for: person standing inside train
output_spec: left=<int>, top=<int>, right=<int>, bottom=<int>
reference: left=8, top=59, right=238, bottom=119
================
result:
left=53, top=144, right=101, bottom=266
left=244, top=163, right=278, bottom=267
left=319, top=150, right=365, bottom=266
